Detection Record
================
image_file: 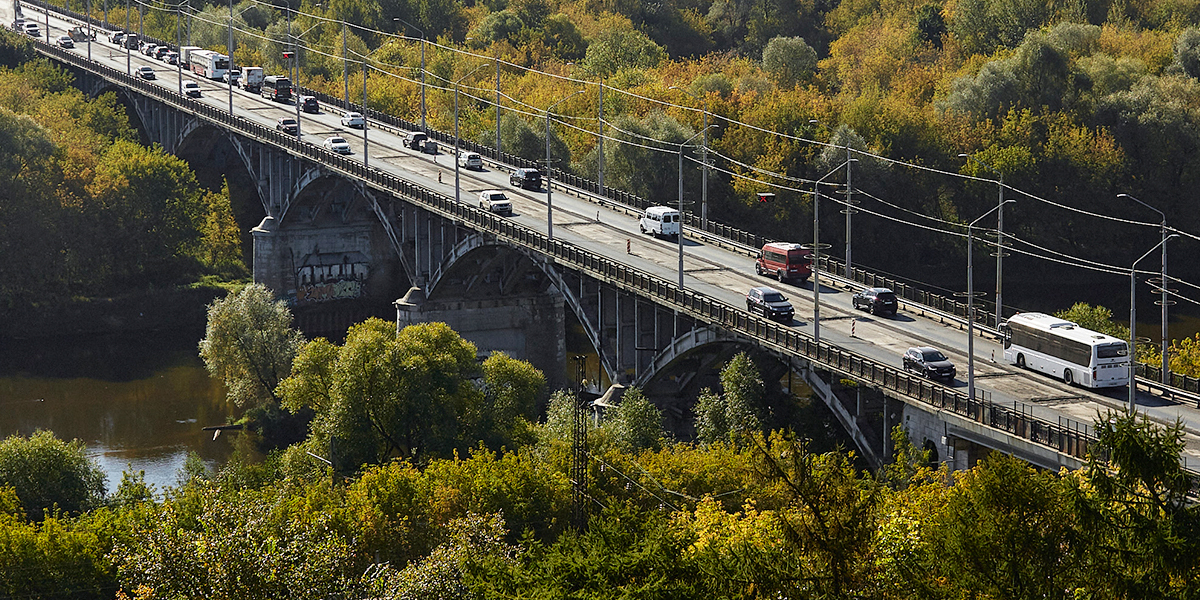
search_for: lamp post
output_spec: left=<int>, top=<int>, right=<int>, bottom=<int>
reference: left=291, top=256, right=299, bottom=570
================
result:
left=1119, top=193, right=1172, bottom=385
left=807, top=159, right=856, bottom=343
left=959, top=153, right=1007, bottom=329
left=453, top=62, right=489, bottom=203
left=228, top=0, right=234, bottom=115
left=85, top=0, right=91, bottom=61
left=1130, top=234, right=1180, bottom=412
left=545, top=90, right=584, bottom=239
left=669, top=86, right=710, bottom=228
left=124, top=0, right=130, bottom=74
left=677, top=125, right=719, bottom=288
left=342, top=21, right=348, bottom=108
left=175, top=0, right=182, bottom=95
left=967, top=199, right=1016, bottom=401
left=393, top=17, right=425, bottom=131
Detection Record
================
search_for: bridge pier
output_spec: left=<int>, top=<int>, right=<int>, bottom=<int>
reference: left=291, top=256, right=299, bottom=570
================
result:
left=395, top=288, right=567, bottom=391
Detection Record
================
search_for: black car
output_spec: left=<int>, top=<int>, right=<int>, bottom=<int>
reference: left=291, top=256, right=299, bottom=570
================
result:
left=510, top=168, right=542, bottom=191
left=903, top=346, right=956, bottom=381
left=404, top=131, right=428, bottom=150
left=276, top=117, right=299, bottom=135
left=746, top=286, right=794, bottom=323
left=853, top=287, right=898, bottom=316
left=300, top=95, right=319, bottom=113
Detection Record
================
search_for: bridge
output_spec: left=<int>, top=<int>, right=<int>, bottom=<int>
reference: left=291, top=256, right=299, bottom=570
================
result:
left=22, top=2, right=1200, bottom=476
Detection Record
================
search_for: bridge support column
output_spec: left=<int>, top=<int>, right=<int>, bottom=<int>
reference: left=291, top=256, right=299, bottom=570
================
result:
left=395, top=291, right=567, bottom=391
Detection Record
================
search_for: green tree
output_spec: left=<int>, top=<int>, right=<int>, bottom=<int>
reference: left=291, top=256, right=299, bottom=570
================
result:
left=761, top=35, right=817, bottom=88
left=581, top=28, right=667, bottom=78
left=1071, top=413, right=1200, bottom=598
left=915, top=3, right=946, bottom=49
left=199, top=179, right=247, bottom=277
left=471, top=10, right=524, bottom=46
left=1174, top=28, right=1200, bottom=78
left=606, top=387, right=665, bottom=452
left=1054, top=302, right=1129, bottom=339
left=924, top=453, right=1078, bottom=599
left=0, top=431, right=105, bottom=521
left=280, top=319, right=540, bottom=468
left=542, top=14, right=586, bottom=61
left=365, top=512, right=515, bottom=599
left=694, top=352, right=765, bottom=444
left=198, top=283, right=305, bottom=408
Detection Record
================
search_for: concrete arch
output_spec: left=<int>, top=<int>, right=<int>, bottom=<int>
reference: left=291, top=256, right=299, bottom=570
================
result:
left=427, top=235, right=618, bottom=384
left=633, top=325, right=744, bottom=389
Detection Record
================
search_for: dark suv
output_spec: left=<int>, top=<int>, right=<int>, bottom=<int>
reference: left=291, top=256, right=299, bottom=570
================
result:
left=852, top=287, right=898, bottom=316
left=903, top=346, right=956, bottom=381
left=510, top=168, right=542, bottom=191
left=746, top=286, right=794, bottom=323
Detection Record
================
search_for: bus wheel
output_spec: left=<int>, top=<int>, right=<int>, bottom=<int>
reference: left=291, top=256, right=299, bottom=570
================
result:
left=1063, top=369, right=1073, bottom=385
left=1016, top=354, right=1025, bottom=368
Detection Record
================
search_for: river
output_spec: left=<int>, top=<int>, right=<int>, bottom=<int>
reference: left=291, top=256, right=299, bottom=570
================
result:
left=0, top=331, right=236, bottom=494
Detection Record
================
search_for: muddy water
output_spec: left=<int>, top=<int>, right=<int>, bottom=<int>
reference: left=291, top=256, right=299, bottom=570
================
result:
left=0, top=332, right=236, bottom=494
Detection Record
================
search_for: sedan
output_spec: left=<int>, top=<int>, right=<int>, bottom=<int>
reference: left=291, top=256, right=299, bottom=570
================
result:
left=55, top=36, right=74, bottom=49
left=162, top=51, right=178, bottom=65
left=746, top=286, right=794, bottom=323
left=340, top=111, right=364, bottom=128
left=275, top=117, right=298, bottom=135
left=136, top=65, right=155, bottom=80
left=322, top=136, right=352, bottom=154
left=183, top=81, right=201, bottom=97
left=153, top=46, right=171, bottom=60
left=903, top=346, right=957, bottom=381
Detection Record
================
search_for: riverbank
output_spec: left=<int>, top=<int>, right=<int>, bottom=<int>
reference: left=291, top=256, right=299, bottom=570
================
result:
left=0, top=285, right=231, bottom=341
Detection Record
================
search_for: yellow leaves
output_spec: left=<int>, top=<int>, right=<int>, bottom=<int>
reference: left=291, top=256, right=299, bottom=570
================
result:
left=681, top=496, right=783, bottom=558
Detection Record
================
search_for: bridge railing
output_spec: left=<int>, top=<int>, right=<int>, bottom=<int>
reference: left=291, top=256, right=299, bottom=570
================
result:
left=36, top=39, right=1191, bottom=473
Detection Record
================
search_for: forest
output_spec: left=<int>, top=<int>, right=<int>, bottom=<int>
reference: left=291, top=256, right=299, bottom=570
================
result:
left=1, top=284, right=1198, bottom=598
left=91, top=0, right=1200, bottom=318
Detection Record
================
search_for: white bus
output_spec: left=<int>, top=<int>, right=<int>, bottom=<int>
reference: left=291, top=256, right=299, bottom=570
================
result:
left=1000, top=312, right=1129, bottom=388
left=189, top=49, right=229, bottom=80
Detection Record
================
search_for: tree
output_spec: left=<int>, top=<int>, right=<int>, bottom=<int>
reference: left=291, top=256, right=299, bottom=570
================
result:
left=1054, top=302, right=1129, bottom=339
left=1070, top=412, right=1200, bottom=598
left=479, top=113, right=569, bottom=166
left=471, top=10, right=524, bottom=46
left=606, top=387, right=665, bottom=452
left=199, top=179, right=246, bottom=277
left=1174, top=28, right=1200, bottom=78
left=280, top=319, right=541, bottom=468
left=198, top=283, right=305, bottom=408
left=761, top=36, right=817, bottom=88
left=915, top=3, right=946, bottom=49
left=923, top=453, right=1078, bottom=599
left=0, top=430, right=105, bottom=521
left=581, top=28, right=667, bottom=78
left=694, top=352, right=765, bottom=444
left=542, top=14, right=586, bottom=61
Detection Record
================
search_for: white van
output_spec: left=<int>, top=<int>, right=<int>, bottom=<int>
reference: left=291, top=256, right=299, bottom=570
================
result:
left=639, top=206, right=681, bottom=239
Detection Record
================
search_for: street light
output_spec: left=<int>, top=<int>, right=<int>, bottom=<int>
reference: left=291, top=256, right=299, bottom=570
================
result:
left=677, top=125, right=719, bottom=288
left=807, top=159, right=856, bottom=343
left=85, top=0, right=91, bottom=61
left=545, top=89, right=584, bottom=239
left=393, top=17, right=426, bottom=131
left=959, top=154, right=1007, bottom=329
left=228, top=0, right=234, bottom=115
left=1130, top=234, right=1180, bottom=412
left=967, top=199, right=1016, bottom=402
left=669, top=86, right=710, bottom=228
left=1119, top=193, right=1172, bottom=385
left=454, top=62, right=490, bottom=203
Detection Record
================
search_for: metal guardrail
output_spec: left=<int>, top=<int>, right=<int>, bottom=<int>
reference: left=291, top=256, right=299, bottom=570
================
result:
left=34, top=42, right=1112, bottom=468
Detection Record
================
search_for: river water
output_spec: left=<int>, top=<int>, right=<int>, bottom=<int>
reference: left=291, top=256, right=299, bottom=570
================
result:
left=0, top=331, right=236, bottom=494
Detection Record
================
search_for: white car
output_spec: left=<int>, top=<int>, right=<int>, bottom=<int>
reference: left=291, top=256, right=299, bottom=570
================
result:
left=55, top=36, right=74, bottom=49
left=457, top=151, right=482, bottom=170
left=478, top=190, right=512, bottom=215
left=340, top=111, right=364, bottom=128
left=183, top=81, right=201, bottom=97
left=322, top=136, right=352, bottom=154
